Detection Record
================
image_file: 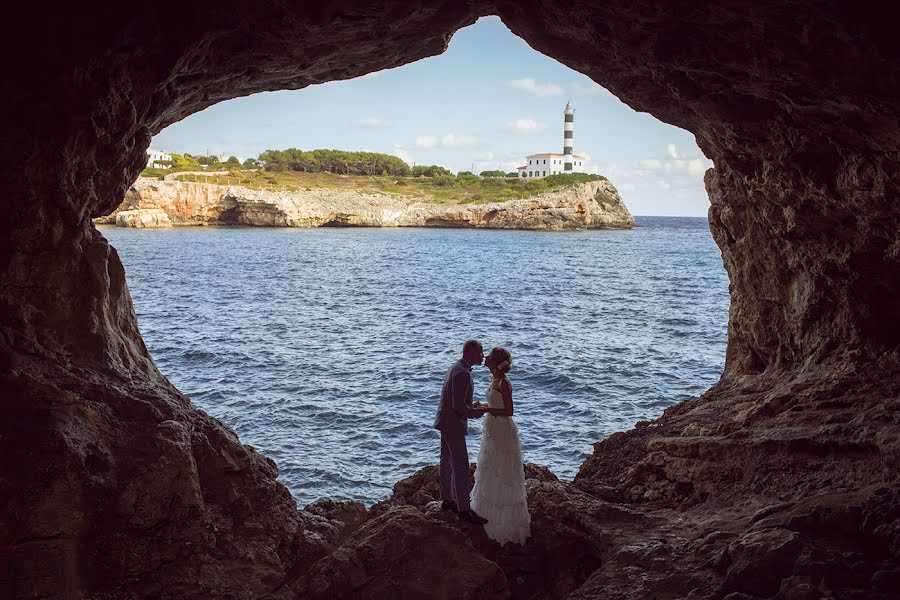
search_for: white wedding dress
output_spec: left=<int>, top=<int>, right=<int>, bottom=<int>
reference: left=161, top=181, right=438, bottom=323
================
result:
left=470, top=378, right=531, bottom=545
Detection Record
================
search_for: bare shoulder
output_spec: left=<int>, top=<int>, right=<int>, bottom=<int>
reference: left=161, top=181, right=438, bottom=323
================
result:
left=500, top=376, right=513, bottom=392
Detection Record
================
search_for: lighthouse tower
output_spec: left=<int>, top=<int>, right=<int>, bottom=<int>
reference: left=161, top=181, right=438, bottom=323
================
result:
left=563, top=100, right=574, bottom=171
left=515, top=100, right=588, bottom=179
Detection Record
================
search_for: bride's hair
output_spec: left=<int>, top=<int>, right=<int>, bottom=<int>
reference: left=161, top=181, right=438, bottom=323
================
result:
left=489, top=347, right=512, bottom=374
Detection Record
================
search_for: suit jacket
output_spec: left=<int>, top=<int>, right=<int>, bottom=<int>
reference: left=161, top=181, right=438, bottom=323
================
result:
left=433, top=359, right=480, bottom=436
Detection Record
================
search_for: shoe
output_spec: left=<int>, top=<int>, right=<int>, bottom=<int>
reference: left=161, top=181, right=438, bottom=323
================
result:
left=440, top=500, right=458, bottom=512
left=458, top=510, right=488, bottom=525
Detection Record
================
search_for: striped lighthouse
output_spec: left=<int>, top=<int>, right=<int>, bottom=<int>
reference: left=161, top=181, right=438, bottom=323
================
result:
left=515, top=101, right=589, bottom=179
left=563, top=100, right=574, bottom=171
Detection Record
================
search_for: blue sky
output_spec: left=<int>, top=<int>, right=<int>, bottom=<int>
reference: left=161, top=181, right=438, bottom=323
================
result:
left=152, top=17, right=713, bottom=216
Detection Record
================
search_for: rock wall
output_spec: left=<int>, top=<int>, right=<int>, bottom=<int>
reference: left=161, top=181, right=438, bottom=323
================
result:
left=115, top=208, right=173, bottom=228
left=96, top=177, right=635, bottom=230
left=2, top=1, right=898, bottom=599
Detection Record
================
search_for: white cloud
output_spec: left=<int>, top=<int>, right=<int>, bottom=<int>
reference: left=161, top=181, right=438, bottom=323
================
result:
left=393, top=148, right=413, bottom=165
left=353, top=117, right=385, bottom=128
left=508, top=77, right=565, bottom=97
left=638, top=147, right=712, bottom=181
left=440, top=133, right=478, bottom=148
left=509, top=77, right=612, bottom=98
left=473, top=160, right=522, bottom=173
left=503, top=118, right=546, bottom=134
left=472, top=150, right=527, bottom=174
left=569, top=80, right=607, bottom=96
left=639, top=158, right=664, bottom=169
left=415, top=136, right=439, bottom=149
left=687, top=158, right=708, bottom=178
left=415, top=133, right=478, bottom=149
left=619, top=183, right=637, bottom=192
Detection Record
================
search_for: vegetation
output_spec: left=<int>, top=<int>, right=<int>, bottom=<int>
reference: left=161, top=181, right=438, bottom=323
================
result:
left=258, top=148, right=411, bottom=176
left=154, top=170, right=606, bottom=205
left=139, top=147, right=608, bottom=205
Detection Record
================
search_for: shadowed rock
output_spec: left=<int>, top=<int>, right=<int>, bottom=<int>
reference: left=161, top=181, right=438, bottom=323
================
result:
left=2, top=0, right=898, bottom=598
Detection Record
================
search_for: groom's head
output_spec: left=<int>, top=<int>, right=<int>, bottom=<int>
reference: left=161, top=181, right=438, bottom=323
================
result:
left=462, top=339, right=484, bottom=366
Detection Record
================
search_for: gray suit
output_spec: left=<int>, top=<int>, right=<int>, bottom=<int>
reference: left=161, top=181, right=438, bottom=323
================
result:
left=434, top=359, right=481, bottom=511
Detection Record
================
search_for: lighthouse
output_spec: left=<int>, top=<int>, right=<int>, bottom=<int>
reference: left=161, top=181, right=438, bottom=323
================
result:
left=515, top=101, right=588, bottom=179
left=563, top=100, right=574, bottom=171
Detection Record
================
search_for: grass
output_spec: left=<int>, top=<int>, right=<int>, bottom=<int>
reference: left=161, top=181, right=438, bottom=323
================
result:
left=139, top=168, right=608, bottom=205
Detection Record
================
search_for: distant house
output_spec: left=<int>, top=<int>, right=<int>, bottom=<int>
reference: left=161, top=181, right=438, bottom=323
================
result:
left=516, top=101, right=589, bottom=179
left=147, top=148, right=172, bottom=168
left=517, top=153, right=588, bottom=179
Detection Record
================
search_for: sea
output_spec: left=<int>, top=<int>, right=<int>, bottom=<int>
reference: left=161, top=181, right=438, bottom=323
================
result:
left=99, top=216, right=730, bottom=508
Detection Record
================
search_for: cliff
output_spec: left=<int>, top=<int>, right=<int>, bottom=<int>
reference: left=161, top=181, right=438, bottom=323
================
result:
left=95, top=177, right=635, bottom=230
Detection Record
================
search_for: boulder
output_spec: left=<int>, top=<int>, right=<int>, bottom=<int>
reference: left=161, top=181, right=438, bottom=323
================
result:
left=114, top=208, right=172, bottom=228
left=292, top=507, right=508, bottom=599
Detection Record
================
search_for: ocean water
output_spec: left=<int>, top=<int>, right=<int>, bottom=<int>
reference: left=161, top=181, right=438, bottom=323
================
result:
left=100, top=217, right=729, bottom=508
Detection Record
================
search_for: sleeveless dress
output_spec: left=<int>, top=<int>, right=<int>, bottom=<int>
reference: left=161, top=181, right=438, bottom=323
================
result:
left=470, top=378, right=531, bottom=545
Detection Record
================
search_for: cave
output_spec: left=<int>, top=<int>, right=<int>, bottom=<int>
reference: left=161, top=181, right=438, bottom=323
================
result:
left=2, top=2, right=898, bottom=599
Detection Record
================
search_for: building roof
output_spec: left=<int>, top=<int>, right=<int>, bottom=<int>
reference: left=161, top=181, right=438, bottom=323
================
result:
left=526, top=153, right=586, bottom=158
left=516, top=165, right=526, bottom=170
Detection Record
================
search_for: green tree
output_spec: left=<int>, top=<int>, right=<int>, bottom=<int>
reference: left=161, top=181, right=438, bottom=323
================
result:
left=412, top=165, right=451, bottom=177
left=256, top=148, right=410, bottom=176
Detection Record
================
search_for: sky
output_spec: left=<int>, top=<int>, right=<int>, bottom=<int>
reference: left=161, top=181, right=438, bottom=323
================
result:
left=152, top=16, right=713, bottom=217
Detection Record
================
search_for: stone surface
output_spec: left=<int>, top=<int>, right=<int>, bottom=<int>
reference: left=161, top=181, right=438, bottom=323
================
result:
left=97, top=177, right=635, bottom=230
left=114, top=208, right=173, bottom=228
left=291, top=507, right=509, bottom=599
left=2, top=1, right=898, bottom=599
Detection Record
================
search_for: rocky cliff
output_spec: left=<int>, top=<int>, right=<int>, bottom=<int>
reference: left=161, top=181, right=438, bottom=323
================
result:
left=96, top=177, right=635, bottom=230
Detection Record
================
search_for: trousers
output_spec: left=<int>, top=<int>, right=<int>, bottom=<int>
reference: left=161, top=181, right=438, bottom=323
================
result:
left=439, top=431, right=471, bottom=512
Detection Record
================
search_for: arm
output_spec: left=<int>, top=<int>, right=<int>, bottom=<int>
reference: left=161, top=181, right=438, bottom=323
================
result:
left=450, top=370, right=482, bottom=419
left=486, top=379, right=514, bottom=417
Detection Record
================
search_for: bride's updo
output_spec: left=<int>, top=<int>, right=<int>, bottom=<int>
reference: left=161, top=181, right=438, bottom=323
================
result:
left=489, top=347, right=512, bottom=374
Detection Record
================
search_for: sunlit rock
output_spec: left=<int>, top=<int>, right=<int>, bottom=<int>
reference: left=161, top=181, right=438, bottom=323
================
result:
left=101, top=177, right=635, bottom=230
left=115, top=208, right=172, bottom=228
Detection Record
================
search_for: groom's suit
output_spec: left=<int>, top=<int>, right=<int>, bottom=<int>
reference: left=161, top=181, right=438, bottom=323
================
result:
left=434, top=358, right=481, bottom=512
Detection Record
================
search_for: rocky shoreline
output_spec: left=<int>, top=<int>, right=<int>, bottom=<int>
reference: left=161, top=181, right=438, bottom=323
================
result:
left=95, top=176, right=635, bottom=231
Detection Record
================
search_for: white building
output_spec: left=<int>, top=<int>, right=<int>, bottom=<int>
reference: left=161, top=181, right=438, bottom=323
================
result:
left=517, top=101, right=588, bottom=179
left=147, top=148, right=172, bottom=168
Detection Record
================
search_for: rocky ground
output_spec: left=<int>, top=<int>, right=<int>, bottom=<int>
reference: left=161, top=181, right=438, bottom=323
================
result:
left=93, top=177, right=635, bottom=231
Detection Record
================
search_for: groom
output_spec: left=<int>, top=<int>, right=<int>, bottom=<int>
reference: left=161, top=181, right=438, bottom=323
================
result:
left=434, top=339, right=489, bottom=525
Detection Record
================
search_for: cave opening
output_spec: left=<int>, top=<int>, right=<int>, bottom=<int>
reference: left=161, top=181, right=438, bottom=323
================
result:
left=3, top=3, right=897, bottom=599
left=102, top=15, right=726, bottom=509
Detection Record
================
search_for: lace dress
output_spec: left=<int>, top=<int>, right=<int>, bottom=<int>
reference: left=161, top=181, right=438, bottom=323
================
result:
left=470, top=378, right=531, bottom=545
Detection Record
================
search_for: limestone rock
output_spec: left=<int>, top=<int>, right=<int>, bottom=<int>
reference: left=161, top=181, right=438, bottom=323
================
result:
left=115, top=208, right=172, bottom=228
left=100, top=177, right=634, bottom=231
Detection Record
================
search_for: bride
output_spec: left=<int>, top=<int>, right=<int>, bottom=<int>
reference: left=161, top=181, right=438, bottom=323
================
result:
left=470, top=347, right=531, bottom=545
